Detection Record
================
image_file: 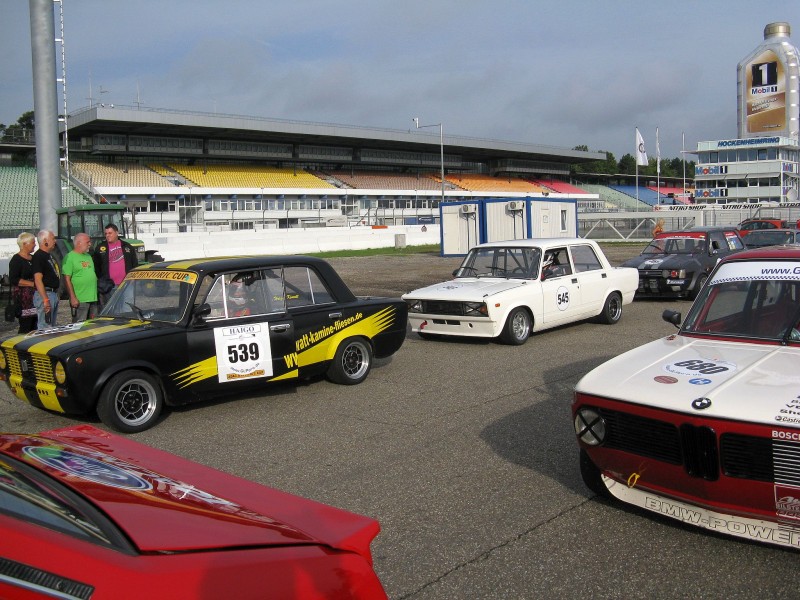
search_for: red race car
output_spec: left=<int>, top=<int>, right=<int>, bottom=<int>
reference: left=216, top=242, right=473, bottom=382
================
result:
left=0, top=425, right=386, bottom=599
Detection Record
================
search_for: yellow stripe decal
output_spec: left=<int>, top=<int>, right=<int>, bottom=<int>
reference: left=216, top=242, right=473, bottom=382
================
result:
left=35, top=382, right=63, bottom=412
left=25, top=323, right=142, bottom=354
left=172, top=356, right=218, bottom=388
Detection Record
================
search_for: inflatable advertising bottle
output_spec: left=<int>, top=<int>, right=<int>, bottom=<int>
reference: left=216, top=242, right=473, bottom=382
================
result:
left=737, top=22, right=800, bottom=140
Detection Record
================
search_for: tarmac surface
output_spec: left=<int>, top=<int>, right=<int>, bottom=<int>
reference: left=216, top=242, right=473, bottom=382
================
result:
left=2, top=243, right=799, bottom=598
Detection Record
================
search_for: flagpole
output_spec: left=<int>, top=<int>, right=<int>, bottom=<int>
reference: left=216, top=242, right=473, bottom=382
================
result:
left=635, top=128, right=639, bottom=203
left=682, top=131, right=686, bottom=202
left=655, top=127, right=661, bottom=204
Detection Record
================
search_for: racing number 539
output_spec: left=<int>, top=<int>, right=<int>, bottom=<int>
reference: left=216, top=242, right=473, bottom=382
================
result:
left=228, top=343, right=260, bottom=364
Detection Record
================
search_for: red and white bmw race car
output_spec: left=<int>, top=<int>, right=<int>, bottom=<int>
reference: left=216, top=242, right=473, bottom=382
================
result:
left=573, top=245, right=800, bottom=548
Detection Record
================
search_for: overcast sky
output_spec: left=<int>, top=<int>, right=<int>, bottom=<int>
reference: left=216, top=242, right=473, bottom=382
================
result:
left=2, top=1, right=798, bottom=162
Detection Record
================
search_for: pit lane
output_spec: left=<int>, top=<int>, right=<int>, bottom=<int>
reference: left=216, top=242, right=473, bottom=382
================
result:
left=2, top=247, right=798, bottom=599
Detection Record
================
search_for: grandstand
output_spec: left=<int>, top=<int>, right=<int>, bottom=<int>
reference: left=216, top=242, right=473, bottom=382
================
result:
left=0, top=165, right=89, bottom=234
left=0, top=105, right=694, bottom=234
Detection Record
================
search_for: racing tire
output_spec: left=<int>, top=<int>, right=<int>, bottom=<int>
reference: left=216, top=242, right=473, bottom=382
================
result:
left=327, top=337, right=372, bottom=385
left=689, top=274, right=708, bottom=300
left=97, top=370, right=164, bottom=433
left=597, top=292, right=623, bottom=325
left=579, top=449, right=609, bottom=498
left=499, top=307, right=531, bottom=345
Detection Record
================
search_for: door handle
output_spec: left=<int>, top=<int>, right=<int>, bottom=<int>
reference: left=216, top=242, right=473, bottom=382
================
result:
left=328, top=312, right=343, bottom=319
left=571, top=278, right=578, bottom=284
left=270, top=323, right=290, bottom=332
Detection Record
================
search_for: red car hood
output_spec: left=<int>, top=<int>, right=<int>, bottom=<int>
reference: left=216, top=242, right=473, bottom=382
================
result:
left=0, top=425, right=379, bottom=557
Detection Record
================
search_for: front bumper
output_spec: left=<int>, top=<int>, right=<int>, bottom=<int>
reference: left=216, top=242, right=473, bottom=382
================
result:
left=407, top=313, right=498, bottom=338
left=635, top=273, right=691, bottom=297
left=603, top=474, right=800, bottom=549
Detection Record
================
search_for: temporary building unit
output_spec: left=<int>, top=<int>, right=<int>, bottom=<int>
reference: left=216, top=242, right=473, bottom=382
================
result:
left=439, top=197, right=578, bottom=255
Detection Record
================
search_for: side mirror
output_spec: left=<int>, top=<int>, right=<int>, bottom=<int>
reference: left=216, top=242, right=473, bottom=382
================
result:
left=452, top=268, right=459, bottom=277
left=192, top=303, right=212, bottom=325
left=662, top=309, right=682, bottom=328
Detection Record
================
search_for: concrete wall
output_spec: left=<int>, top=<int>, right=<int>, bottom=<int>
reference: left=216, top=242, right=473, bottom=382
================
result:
left=0, top=224, right=440, bottom=274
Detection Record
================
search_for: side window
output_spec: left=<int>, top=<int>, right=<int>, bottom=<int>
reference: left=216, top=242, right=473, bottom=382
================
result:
left=570, top=245, right=603, bottom=273
left=542, top=247, right=572, bottom=280
left=709, top=232, right=727, bottom=252
left=283, top=266, right=334, bottom=309
left=202, top=270, right=280, bottom=319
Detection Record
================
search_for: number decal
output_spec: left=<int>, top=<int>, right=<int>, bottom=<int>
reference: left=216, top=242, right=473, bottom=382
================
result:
left=664, top=358, right=737, bottom=378
left=214, top=324, right=273, bottom=382
left=556, top=285, right=570, bottom=311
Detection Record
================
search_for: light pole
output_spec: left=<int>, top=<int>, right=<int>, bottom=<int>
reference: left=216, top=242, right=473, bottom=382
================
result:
left=413, top=117, right=445, bottom=204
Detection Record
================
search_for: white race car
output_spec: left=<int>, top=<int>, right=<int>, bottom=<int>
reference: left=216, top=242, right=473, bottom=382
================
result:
left=402, top=238, right=638, bottom=344
left=574, top=245, right=800, bottom=549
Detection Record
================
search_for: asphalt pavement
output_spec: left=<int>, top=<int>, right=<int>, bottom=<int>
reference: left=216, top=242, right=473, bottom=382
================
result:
left=2, top=249, right=798, bottom=598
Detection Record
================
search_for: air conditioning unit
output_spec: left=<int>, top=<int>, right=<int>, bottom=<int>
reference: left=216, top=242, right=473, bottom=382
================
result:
left=460, top=204, right=476, bottom=214
left=507, top=201, right=523, bottom=211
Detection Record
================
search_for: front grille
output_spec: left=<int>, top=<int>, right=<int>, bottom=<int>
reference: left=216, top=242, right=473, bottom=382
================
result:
left=4, top=348, right=53, bottom=384
left=680, top=424, right=718, bottom=480
left=595, top=408, right=800, bottom=485
left=599, top=408, right=681, bottom=464
left=640, top=270, right=662, bottom=277
left=420, top=300, right=483, bottom=316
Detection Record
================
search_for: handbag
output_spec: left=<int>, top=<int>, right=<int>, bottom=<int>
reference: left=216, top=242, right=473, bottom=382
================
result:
left=4, top=300, right=15, bottom=322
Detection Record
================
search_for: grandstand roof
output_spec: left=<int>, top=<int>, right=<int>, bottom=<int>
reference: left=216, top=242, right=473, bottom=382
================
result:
left=64, top=105, right=605, bottom=166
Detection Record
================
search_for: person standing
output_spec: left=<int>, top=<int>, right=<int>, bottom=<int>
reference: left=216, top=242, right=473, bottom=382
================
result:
left=93, top=223, right=138, bottom=305
left=62, top=233, right=98, bottom=322
left=8, top=232, right=38, bottom=333
left=32, top=230, right=61, bottom=329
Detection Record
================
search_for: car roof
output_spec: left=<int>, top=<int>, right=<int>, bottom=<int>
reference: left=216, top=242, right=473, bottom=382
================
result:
left=473, top=238, right=596, bottom=249
left=720, top=245, right=800, bottom=261
left=138, top=254, right=331, bottom=276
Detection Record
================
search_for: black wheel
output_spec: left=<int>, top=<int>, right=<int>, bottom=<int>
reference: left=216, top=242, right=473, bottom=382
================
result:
left=327, top=337, right=372, bottom=385
left=579, top=449, right=609, bottom=498
left=690, top=274, right=708, bottom=300
left=499, top=307, right=531, bottom=345
left=97, top=370, right=163, bottom=433
left=597, top=292, right=623, bottom=324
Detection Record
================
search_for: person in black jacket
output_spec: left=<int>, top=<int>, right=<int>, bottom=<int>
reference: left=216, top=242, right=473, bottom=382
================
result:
left=9, top=232, right=38, bottom=332
left=93, top=223, right=138, bottom=306
left=32, top=230, right=61, bottom=329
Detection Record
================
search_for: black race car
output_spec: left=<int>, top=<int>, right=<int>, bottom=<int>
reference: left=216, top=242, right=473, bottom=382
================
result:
left=0, top=256, right=407, bottom=432
left=621, top=226, right=746, bottom=299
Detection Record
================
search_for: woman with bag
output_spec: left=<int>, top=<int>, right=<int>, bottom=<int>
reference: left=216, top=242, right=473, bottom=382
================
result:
left=9, top=232, right=38, bottom=333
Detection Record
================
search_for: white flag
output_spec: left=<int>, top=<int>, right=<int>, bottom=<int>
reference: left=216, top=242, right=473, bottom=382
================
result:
left=635, top=128, right=648, bottom=166
left=656, top=127, right=661, bottom=175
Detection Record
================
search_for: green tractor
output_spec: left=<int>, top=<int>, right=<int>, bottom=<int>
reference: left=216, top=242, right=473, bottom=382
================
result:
left=53, top=204, right=162, bottom=295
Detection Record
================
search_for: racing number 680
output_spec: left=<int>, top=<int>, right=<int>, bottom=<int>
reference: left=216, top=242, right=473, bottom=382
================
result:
left=227, top=342, right=260, bottom=363
left=673, top=359, right=729, bottom=375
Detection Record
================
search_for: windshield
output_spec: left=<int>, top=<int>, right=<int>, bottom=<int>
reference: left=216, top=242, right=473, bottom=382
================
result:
left=455, top=247, right=541, bottom=279
left=100, top=270, right=198, bottom=323
left=745, top=231, right=795, bottom=248
left=642, top=235, right=705, bottom=255
left=682, top=261, right=800, bottom=341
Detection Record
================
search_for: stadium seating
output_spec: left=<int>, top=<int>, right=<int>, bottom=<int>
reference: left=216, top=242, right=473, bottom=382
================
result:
left=534, top=179, right=587, bottom=194
left=325, top=171, right=443, bottom=190
left=169, top=165, right=336, bottom=189
left=72, top=161, right=173, bottom=187
left=0, top=165, right=90, bottom=231
left=445, top=174, right=547, bottom=193
left=608, top=185, right=663, bottom=207
left=575, top=183, right=652, bottom=210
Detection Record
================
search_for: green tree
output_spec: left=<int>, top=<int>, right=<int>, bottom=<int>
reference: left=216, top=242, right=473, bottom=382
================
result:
left=618, top=153, right=636, bottom=174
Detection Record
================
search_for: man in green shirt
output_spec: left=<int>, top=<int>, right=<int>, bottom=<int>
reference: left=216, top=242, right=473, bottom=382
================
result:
left=63, top=233, right=98, bottom=322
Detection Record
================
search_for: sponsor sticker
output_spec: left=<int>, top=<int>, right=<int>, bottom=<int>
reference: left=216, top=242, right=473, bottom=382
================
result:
left=654, top=375, right=678, bottom=384
left=689, top=378, right=712, bottom=385
left=23, top=446, right=152, bottom=490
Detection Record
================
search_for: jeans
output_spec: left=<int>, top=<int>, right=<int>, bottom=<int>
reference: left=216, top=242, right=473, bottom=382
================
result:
left=33, top=291, right=59, bottom=329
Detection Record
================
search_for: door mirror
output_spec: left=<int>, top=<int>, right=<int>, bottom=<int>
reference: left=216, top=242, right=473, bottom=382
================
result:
left=192, top=303, right=212, bottom=325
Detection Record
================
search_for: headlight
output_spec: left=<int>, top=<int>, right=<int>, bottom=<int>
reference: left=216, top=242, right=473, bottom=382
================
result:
left=574, top=408, right=606, bottom=446
left=0, top=350, right=6, bottom=370
left=463, top=302, right=488, bottom=316
left=406, top=300, right=423, bottom=313
left=54, top=361, right=66, bottom=384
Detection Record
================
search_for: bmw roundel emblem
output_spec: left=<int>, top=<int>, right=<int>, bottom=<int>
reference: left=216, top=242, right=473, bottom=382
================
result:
left=691, top=397, right=712, bottom=410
